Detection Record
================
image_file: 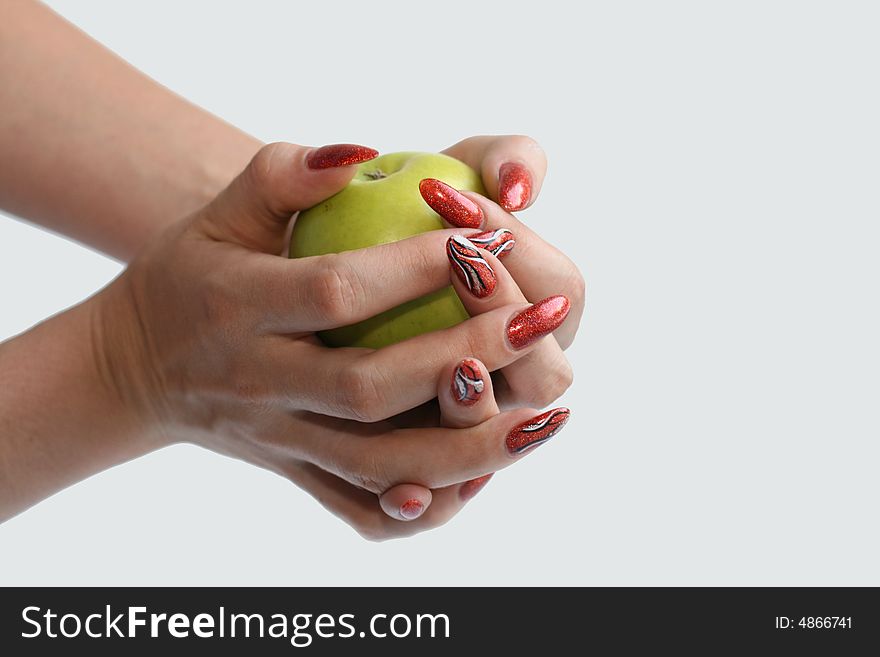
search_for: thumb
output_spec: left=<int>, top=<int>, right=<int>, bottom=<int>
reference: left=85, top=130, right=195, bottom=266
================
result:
left=199, top=142, right=378, bottom=251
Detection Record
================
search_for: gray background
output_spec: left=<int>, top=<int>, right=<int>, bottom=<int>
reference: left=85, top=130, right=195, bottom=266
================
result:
left=1, top=1, right=878, bottom=585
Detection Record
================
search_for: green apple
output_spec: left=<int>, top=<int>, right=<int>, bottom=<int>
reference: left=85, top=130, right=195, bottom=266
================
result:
left=290, top=152, right=485, bottom=349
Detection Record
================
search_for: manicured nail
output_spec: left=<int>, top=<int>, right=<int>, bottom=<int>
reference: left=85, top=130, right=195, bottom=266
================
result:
left=469, top=228, right=516, bottom=258
left=419, top=178, right=483, bottom=228
left=459, top=474, right=494, bottom=502
left=399, top=499, right=424, bottom=520
left=451, top=358, right=485, bottom=406
left=498, top=162, right=532, bottom=212
left=506, top=408, right=570, bottom=456
left=446, top=235, right=497, bottom=298
left=506, top=295, right=571, bottom=349
left=307, top=144, right=378, bottom=169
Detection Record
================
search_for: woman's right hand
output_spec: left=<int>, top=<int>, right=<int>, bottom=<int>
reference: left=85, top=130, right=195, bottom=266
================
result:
left=97, top=143, right=572, bottom=538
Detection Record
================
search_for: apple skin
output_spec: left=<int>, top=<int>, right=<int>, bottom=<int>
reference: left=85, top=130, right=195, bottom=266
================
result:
left=290, top=152, right=486, bottom=349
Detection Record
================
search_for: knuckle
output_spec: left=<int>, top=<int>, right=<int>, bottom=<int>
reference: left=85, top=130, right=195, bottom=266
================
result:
left=200, top=272, right=241, bottom=328
left=406, top=240, right=436, bottom=278
left=449, top=135, right=483, bottom=153
left=458, top=324, right=490, bottom=366
left=310, top=257, right=362, bottom=325
left=232, top=379, right=274, bottom=412
left=550, top=359, right=575, bottom=397
left=337, top=362, right=387, bottom=423
left=509, top=135, right=547, bottom=165
left=224, top=355, right=275, bottom=411
left=568, top=267, right=587, bottom=308
left=523, top=360, right=574, bottom=408
left=245, top=142, right=290, bottom=192
left=353, top=449, right=391, bottom=494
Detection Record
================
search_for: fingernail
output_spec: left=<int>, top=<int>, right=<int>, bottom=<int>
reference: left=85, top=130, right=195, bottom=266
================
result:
left=451, top=358, right=485, bottom=406
left=446, top=235, right=497, bottom=298
left=399, top=499, right=424, bottom=520
left=507, top=295, right=571, bottom=349
left=469, top=228, right=516, bottom=258
left=459, top=474, right=494, bottom=502
left=307, top=143, right=378, bottom=169
left=498, top=162, right=532, bottom=212
left=506, top=408, right=570, bottom=456
left=419, top=178, right=483, bottom=228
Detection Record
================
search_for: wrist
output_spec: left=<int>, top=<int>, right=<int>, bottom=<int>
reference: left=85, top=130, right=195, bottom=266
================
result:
left=0, top=287, right=168, bottom=520
left=88, top=273, right=173, bottom=450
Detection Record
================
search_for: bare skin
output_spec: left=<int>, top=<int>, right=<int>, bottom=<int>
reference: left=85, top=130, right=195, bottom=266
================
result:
left=0, top=2, right=584, bottom=538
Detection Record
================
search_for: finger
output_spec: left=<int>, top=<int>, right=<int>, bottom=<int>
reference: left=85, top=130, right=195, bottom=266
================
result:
left=441, top=135, right=547, bottom=212
left=441, top=357, right=499, bottom=428
left=446, top=236, right=573, bottom=408
left=282, top=461, right=450, bottom=541
left=462, top=193, right=585, bottom=349
left=440, top=357, right=500, bottom=506
left=197, top=142, right=378, bottom=253
left=377, top=484, right=432, bottom=522
left=378, top=358, right=498, bottom=523
left=251, top=228, right=472, bottom=333
left=267, top=296, right=570, bottom=422
left=298, top=408, right=573, bottom=494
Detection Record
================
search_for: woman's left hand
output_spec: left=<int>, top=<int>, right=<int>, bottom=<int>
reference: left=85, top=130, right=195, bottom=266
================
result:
left=424, top=135, right=586, bottom=408
left=371, top=135, right=585, bottom=523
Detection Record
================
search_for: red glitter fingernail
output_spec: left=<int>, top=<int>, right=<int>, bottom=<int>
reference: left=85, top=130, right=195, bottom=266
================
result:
left=507, top=295, right=570, bottom=350
left=468, top=228, right=515, bottom=258
left=307, top=144, right=378, bottom=169
left=451, top=358, right=484, bottom=405
left=419, top=178, right=483, bottom=228
left=399, top=499, right=424, bottom=520
left=506, top=408, right=570, bottom=456
left=498, top=162, right=532, bottom=212
left=447, top=235, right=497, bottom=298
left=459, top=474, right=494, bottom=502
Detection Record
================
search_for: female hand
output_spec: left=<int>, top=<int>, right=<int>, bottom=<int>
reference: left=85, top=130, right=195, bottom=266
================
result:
left=416, top=135, right=585, bottom=408
left=374, top=135, right=586, bottom=521
left=93, top=142, right=573, bottom=537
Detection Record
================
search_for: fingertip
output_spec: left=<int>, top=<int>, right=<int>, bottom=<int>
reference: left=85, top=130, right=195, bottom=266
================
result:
left=440, top=357, right=500, bottom=429
left=399, top=499, right=425, bottom=520
left=379, top=484, right=433, bottom=522
left=446, top=235, right=498, bottom=299
left=480, top=136, right=547, bottom=211
left=498, top=162, right=533, bottom=212
left=505, top=407, right=571, bottom=457
left=306, top=143, right=379, bottom=170
left=466, top=228, right=517, bottom=259
left=449, top=357, right=488, bottom=407
left=420, top=178, right=484, bottom=229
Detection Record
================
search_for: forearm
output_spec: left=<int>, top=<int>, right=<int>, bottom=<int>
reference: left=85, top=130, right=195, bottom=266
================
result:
left=0, top=287, right=162, bottom=522
left=0, top=0, right=262, bottom=260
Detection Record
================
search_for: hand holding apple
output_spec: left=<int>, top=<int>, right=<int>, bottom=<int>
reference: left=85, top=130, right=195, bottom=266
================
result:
left=87, top=141, right=576, bottom=539
left=290, top=138, right=583, bottom=520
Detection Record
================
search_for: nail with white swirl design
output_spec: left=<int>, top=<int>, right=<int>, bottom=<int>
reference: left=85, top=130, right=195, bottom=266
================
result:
left=468, top=229, right=516, bottom=258
left=506, top=407, right=571, bottom=455
left=446, top=235, right=497, bottom=298
left=452, top=358, right=485, bottom=405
